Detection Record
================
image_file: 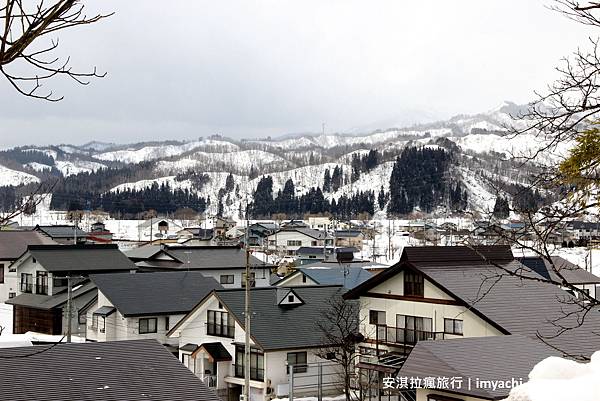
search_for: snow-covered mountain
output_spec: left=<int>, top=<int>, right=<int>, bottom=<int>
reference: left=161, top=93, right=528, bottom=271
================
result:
left=0, top=101, right=563, bottom=216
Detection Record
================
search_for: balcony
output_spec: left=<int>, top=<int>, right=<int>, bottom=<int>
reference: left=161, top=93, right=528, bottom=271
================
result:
left=199, top=374, right=217, bottom=388
left=20, top=282, right=33, bottom=293
left=233, top=364, right=264, bottom=382
left=373, top=324, right=446, bottom=346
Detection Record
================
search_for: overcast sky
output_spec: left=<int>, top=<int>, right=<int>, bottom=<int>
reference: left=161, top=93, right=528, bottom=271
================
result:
left=0, top=0, right=594, bottom=148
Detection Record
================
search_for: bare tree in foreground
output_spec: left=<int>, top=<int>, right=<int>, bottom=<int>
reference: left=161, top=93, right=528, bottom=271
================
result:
left=0, top=0, right=110, bottom=101
left=316, top=296, right=366, bottom=401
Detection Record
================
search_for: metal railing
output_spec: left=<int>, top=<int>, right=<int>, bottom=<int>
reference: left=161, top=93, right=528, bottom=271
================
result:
left=199, top=374, right=217, bottom=388
left=375, top=324, right=445, bottom=346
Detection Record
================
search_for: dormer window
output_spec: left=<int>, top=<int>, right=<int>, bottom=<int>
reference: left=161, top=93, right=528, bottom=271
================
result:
left=404, top=270, right=424, bottom=297
left=277, top=289, right=304, bottom=306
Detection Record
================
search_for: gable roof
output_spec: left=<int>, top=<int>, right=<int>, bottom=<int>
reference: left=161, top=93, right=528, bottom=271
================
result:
left=123, top=245, right=166, bottom=261
left=0, top=231, right=56, bottom=261
left=278, top=227, right=326, bottom=240
left=216, top=286, right=345, bottom=350
left=399, top=245, right=514, bottom=264
left=297, top=266, right=373, bottom=289
left=399, top=335, right=558, bottom=400
left=150, top=245, right=270, bottom=270
left=345, top=246, right=600, bottom=357
left=90, top=272, right=223, bottom=316
left=518, top=256, right=600, bottom=285
left=34, top=225, right=88, bottom=239
left=23, top=244, right=137, bottom=274
left=0, top=339, right=220, bottom=401
left=6, top=281, right=97, bottom=310
left=335, top=230, right=363, bottom=238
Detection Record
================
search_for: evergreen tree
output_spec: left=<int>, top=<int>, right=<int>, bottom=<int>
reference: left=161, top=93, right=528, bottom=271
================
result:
left=377, top=186, right=387, bottom=210
left=492, top=196, right=510, bottom=219
left=225, top=173, right=235, bottom=193
left=323, top=169, right=332, bottom=192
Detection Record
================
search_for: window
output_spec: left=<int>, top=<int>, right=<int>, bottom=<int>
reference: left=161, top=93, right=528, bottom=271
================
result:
left=302, top=274, right=307, bottom=283
left=20, top=273, right=32, bottom=293
left=165, top=316, right=170, bottom=331
left=444, top=318, right=464, bottom=335
left=241, top=272, right=256, bottom=288
left=369, top=310, right=386, bottom=325
left=287, top=351, right=307, bottom=373
left=139, top=318, right=157, bottom=334
left=0, top=263, right=4, bottom=284
left=404, top=270, right=424, bottom=297
left=287, top=240, right=302, bottom=247
left=220, top=274, right=234, bottom=285
left=397, top=314, right=433, bottom=344
left=8, top=292, right=15, bottom=299
left=207, top=310, right=235, bottom=338
left=92, top=314, right=98, bottom=329
left=311, top=241, right=318, bottom=246
left=235, top=345, right=264, bottom=381
left=78, top=313, right=87, bottom=325
left=288, top=295, right=295, bottom=302
left=99, top=317, right=106, bottom=333
left=36, top=272, right=48, bottom=295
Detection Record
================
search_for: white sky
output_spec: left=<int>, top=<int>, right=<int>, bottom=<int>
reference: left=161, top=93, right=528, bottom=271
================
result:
left=0, top=0, right=595, bottom=148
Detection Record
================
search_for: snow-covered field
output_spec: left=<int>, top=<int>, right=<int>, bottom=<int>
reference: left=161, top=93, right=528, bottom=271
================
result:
left=0, top=164, right=39, bottom=186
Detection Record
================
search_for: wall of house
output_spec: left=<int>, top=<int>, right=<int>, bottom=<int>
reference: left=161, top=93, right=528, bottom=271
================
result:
left=267, top=232, right=323, bottom=254
left=176, top=295, right=255, bottom=390
left=199, top=268, right=271, bottom=288
left=360, top=272, right=503, bottom=339
left=87, top=290, right=182, bottom=343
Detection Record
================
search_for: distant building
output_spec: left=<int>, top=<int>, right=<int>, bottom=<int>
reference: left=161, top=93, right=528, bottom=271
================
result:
left=33, top=224, right=88, bottom=244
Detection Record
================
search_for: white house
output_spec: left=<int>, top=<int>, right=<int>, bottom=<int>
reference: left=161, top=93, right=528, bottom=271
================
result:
left=86, top=271, right=222, bottom=348
left=168, top=285, right=346, bottom=401
left=6, top=244, right=136, bottom=336
left=138, top=219, right=183, bottom=241
left=0, top=231, right=55, bottom=301
left=343, top=245, right=600, bottom=378
left=266, top=228, right=330, bottom=256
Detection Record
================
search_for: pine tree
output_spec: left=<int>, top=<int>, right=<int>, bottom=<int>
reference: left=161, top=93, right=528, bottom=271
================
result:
left=377, top=186, right=387, bottom=210
left=323, top=169, right=332, bottom=192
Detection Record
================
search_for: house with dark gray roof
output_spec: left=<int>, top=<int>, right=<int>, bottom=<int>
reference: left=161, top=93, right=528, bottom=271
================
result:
left=127, top=244, right=274, bottom=288
left=274, top=265, right=373, bottom=290
left=168, top=285, right=349, bottom=400
left=344, top=245, right=600, bottom=375
left=518, top=255, right=600, bottom=299
left=266, top=227, right=331, bottom=256
left=397, top=335, right=559, bottom=401
left=86, top=271, right=222, bottom=348
left=0, top=339, right=221, bottom=401
left=6, top=244, right=137, bottom=337
left=33, top=224, right=88, bottom=244
left=0, top=231, right=56, bottom=301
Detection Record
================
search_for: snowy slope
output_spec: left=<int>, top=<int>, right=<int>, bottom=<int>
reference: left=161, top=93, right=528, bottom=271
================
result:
left=54, top=160, right=106, bottom=176
left=0, top=165, right=40, bottom=186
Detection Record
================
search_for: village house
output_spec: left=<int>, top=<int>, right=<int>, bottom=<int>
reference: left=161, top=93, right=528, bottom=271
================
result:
left=274, top=265, right=373, bottom=290
left=0, top=231, right=56, bottom=301
left=6, top=244, right=137, bottom=336
left=294, top=246, right=359, bottom=265
left=167, top=285, right=346, bottom=401
left=266, top=227, right=330, bottom=256
left=343, top=245, right=600, bottom=379
left=566, top=220, right=600, bottom=240
left=33, top=224, right=88, bottom=244
left=86, top=221, right=114, bottom=243
left=518, top=255, right=600, bottom=299
left=177, top=227, right=215, bottom=245
left=214, top=216, right=237, bottom=238
left=334, top=230, right=364, bottom=248
left=125, top=244, right=274, bottom=288
left=86, top=271, right=222, bottom=349
left=138, top=218, right=183, bottom=241
left=0, top=339, right=221, bottom=401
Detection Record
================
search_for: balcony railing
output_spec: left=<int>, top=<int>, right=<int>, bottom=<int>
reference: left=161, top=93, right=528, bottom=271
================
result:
left=199, top=374, right=217, bottom=388
left=374, top=324, right=445, bottom=346
left=20, top=282, right=33, bottom=293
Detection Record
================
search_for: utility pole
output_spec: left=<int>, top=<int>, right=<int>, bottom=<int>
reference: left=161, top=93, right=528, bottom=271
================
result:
left=244, top=197, right=251, bottom=401
left=66, top=275, right=72, bottom=343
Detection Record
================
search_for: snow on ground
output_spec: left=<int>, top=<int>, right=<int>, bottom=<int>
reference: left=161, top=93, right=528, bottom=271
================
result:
left=156, top=149, right=287, bottom=174
left=505, top=351, right=600, bottom=401
left=110, top=176, right=193, bottom=193
left=94, top=139, right=240, bottom=163
left=54, top=160, right=106, bottom=176
left=0, top=303, right=13, bottom=335
left=25, top=162, right=52, bottom=172
left=459, top=167, right=496, bottom=213
left=0, top=164, right=40, bottom=186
